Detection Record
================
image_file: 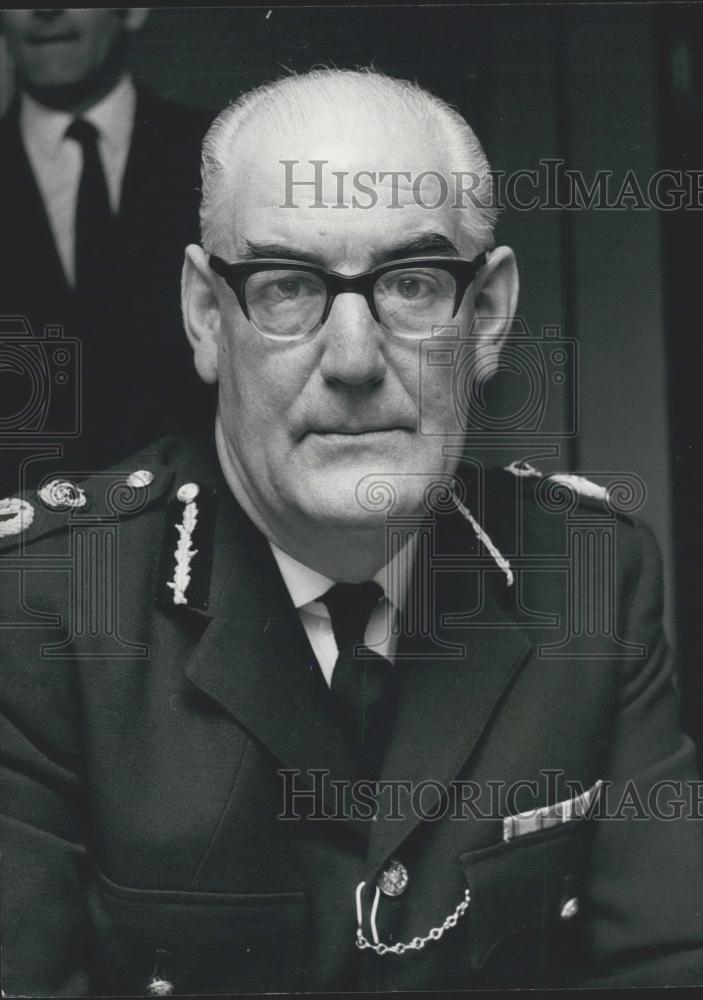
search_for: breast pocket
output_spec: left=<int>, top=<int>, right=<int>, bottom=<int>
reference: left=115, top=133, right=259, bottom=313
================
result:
left=459, top=819, right=594, bottom=987
left=89, top=869, right=305, bottom=995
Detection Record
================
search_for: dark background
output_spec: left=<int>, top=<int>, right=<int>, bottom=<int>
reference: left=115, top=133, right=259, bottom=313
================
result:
left=2, top=2, right=702, bottom=756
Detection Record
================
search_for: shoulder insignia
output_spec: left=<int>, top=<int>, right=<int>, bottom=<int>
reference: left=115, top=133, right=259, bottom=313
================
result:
left=504, top=462, right=610, bottom=503
left=548, top=473, right=609, bottom=504
left=0, top=497, right=34, bottom=538
left=126, top=469, right=155, bottom=488
left=0, top=462, right=174, bottom=553
left=38, top=479, right=87, bottom=510
left=504, top=460, right=542, bottom=478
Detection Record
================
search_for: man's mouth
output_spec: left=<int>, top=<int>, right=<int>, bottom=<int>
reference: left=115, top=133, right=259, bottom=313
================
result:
left=303, top=426, right=413, bottom=441
left=26, top=33, right=81, bottom=46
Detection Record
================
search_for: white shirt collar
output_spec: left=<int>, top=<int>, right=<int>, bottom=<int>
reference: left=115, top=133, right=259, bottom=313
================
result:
left=20, top=74, right=136, bottom=156
left=270, top=535, right=416, bottom=617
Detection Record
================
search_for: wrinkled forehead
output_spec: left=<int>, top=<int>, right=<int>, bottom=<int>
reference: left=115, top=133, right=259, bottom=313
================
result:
left=214, top=109, right=471, bottom=261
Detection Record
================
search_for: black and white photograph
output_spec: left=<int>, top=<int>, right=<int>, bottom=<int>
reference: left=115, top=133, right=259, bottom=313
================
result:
left=1, top=2, right=703, bottom=995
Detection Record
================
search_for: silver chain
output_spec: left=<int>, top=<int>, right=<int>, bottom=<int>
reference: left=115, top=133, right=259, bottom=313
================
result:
left=355, top=883, right=471, bottom=956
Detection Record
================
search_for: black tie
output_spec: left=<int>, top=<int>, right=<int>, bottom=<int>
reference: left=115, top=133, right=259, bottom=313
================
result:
left=320, top=581, right=396, bottom=776
left=66, top=118, right=114, bottom=296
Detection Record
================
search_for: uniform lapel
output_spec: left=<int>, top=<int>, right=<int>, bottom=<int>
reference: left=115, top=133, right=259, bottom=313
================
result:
left=367, top=518, right=533, bottom=868
left=179, top=477, right=366, bottom=835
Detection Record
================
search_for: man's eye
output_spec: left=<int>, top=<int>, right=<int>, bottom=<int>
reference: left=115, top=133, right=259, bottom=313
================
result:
left=256, top=274, right=322, bottom=303
left=383, top=272, right=439, bottom=300
left=396, top=277, right=425, bottom=299
left=273, top=278, right=305, bottom=299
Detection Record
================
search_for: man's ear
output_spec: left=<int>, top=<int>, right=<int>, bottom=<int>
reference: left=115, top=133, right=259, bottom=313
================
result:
left=123, top=9, right=150, bottom=32
left=182, top=244, right=220, bottom=385
left=471, top=245, right=519, bottom=377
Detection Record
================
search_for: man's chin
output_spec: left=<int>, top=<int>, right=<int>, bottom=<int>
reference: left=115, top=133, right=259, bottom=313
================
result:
left=25, top=78, right=96, bottom=109
left=286, top=472, right=431, bottom=528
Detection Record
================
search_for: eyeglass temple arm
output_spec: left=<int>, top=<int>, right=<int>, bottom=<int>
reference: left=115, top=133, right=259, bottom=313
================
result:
left=452, top=251, right=488, bottom=315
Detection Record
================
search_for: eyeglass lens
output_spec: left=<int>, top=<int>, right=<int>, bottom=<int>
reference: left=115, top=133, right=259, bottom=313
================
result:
left=243, top=265, right=458, bottom=340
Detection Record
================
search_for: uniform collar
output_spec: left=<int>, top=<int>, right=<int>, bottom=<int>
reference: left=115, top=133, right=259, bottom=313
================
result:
left=269, top=536, right=416, bottom=617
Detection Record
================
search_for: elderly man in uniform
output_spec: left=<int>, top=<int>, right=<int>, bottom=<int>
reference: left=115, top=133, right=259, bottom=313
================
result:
left=1, top=68, right=703, bottom=997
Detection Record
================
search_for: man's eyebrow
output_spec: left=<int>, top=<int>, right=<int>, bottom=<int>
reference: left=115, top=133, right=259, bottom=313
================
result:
left=236, top=233, right=461, bottom=268
left=376, top=233, right=460, bottom=263
left=238, top=241, right=327, bottom=266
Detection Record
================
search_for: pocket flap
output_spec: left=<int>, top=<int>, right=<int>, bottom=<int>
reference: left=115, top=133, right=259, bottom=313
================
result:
left=459, top=820, right=593, bottom=979
left=89, top=869, right=305, bottom=995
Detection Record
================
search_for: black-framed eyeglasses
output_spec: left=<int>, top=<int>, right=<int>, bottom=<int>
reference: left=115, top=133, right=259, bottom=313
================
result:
left=207, top=252, right=487, bottom=342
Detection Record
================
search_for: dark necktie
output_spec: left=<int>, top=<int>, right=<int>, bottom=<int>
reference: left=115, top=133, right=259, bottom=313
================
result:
left=320, top=581, right=397, bottom=777
left=65, top=118, right=114, bottom=296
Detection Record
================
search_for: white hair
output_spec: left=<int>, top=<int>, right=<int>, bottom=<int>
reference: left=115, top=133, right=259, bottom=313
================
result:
left=199, top=67, right=498, bottom=255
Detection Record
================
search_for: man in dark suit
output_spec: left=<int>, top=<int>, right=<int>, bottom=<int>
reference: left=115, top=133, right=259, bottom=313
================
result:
left=1, top=68, right=703, bottom=996
left=0, top=9, right=214, bottom=493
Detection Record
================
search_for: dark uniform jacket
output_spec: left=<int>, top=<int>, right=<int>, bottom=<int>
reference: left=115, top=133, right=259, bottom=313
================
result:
left=0, top=88, right=214, bottom=493
left=1, top=435, right=702, bottom=996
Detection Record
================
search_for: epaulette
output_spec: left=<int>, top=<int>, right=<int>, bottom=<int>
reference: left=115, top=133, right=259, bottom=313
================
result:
left=504, top=460, right=608, bottom=504
left=0, top=462, right=175, bottom=554
left=500, top=459, right=641, bottom=527
left=0, top=435, right=225, bottom=632
left=452, top=459, right=640, bottom=591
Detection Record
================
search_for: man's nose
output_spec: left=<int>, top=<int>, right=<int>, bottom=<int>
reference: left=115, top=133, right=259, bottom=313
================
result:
left=318, top=292, right=387, bottom=388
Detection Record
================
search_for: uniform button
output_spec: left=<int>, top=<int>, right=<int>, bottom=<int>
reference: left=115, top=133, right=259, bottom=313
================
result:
left=377, top=859, right=409, bottom=897
left=147, top=977, right=174, bottom=996
left=127, top=469, right=154, bottom=488
left=559, top=896, right=580, bottom=920
left=177, top=482, right=200, bottom=503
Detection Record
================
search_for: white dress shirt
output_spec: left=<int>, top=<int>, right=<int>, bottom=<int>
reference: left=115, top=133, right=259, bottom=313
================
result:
left=270, top=538, right=416, bottom=687
left=19, top=75, right=137, bottom=286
